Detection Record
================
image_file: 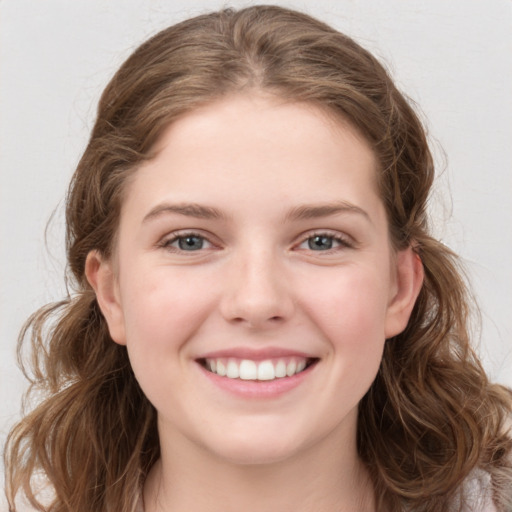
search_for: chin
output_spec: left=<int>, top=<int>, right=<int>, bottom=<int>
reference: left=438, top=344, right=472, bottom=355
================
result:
left=211, top=442, right=300, bottom=466
left=199, top=424, right=313, bottom=467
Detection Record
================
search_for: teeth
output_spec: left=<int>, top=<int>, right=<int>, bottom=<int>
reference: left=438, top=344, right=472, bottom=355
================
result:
left=204, top=357, right=311, bottom=381
left=257, top=360, right=275, bottom=381
left=239, top=360, right=257, bottom=380
left=275, top=360, right=287, bottom=378
left=286, top=360, right=297, bottom=377
left=216, top=360, right=226, bottom=377
left=226, top=360, right=239, bottom=378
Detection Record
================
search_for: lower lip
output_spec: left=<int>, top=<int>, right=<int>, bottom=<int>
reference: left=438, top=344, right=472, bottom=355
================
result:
left=197, top=362, right=317, bottom=399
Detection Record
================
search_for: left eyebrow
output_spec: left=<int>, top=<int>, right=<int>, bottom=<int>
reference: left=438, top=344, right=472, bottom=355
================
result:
left=285, top=201, right=372, bottom=224
left=142, top=202, right=226, bottom=224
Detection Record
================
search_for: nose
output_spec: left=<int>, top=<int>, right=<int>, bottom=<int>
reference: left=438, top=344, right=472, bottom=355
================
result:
left=219, top=247, right=294, bottom=329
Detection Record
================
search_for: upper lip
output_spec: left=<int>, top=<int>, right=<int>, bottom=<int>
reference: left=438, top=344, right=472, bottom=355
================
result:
left=196, top=347, right=317, bottom=361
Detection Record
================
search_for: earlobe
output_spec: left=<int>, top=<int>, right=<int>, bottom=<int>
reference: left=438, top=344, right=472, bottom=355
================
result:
left=384, top=247, right=424, bottom=339
left=85, top=250, right=127, bottom=345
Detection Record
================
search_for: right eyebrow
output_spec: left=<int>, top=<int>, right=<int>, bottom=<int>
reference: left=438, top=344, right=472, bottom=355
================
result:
left=142, top=202, right=226, bottom=224
left=285, top=200, right=372, bottom=224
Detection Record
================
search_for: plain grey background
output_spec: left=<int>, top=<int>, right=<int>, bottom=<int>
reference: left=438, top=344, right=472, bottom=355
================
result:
left=1, top=1, right=511, bottom=503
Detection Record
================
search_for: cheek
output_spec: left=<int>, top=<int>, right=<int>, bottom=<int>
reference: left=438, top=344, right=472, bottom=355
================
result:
left=302, top=265, right=390, bottom=375
left=118, top=267, right=216, bottom=372
left=118, top=268, right=220, bottom=415
left=309, top=264, right=391, bottom=336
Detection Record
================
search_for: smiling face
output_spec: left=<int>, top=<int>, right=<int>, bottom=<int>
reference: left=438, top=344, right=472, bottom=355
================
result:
left=87, top=93, right=422, bottom=467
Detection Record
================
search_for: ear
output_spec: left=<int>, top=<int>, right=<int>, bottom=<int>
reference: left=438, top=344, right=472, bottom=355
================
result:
left=384, top=247, right=424, bottom=339
left=85, top=250, right=127, bottom=345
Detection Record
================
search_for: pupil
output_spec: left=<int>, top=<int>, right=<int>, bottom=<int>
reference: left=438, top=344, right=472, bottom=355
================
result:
left=309, top=235, right=333, bottom=250
left=179, top=236, right=203, bottom=250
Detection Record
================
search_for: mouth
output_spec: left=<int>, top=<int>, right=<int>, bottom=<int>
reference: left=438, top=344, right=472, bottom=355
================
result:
left=197, top=356, right=319, bottom=382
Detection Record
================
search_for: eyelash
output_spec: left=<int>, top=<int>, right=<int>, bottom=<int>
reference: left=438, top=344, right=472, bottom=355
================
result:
left=158, top=231, right=214, bottom=253
left=158, top=230, right=354, bottom=254
left=295, top=231, right=354, bottom=252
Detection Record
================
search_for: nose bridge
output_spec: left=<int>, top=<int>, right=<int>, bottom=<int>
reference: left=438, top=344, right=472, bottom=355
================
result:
left=220, top=242, right=293, bottom=327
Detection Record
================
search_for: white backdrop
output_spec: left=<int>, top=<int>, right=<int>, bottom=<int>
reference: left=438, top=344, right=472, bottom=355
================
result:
left=1, top=0, right=511, bottom=499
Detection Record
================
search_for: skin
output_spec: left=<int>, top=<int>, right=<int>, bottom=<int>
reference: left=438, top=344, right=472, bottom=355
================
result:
left=86, top=93, right=423, bottom=512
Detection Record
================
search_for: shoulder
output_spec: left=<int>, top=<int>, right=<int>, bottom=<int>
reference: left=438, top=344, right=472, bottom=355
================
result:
left=457, top=469, right=497, bottom=512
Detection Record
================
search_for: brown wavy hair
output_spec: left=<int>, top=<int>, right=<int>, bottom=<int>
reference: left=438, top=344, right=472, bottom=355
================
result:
left=4, top=5, right=512, bottom=512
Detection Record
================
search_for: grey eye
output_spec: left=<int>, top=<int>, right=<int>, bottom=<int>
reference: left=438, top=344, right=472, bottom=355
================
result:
left=177, top=235, right=205, bottom=251
left=307, top=235, right=334, bottom=251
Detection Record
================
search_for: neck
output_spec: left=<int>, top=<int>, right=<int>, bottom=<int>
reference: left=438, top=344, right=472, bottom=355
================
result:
left=144, top=422, right=376, bottom=512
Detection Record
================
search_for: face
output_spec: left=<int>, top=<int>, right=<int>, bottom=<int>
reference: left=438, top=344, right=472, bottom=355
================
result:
left=88, top=94, right=422, bottom=466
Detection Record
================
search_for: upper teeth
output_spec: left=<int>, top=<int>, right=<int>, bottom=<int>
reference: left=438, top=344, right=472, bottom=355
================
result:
left=205, top=357, right=308, bottom=381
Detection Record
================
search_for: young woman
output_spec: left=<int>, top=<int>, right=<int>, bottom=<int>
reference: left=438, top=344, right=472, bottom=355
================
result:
left=4, top=5, right=512, bottom=512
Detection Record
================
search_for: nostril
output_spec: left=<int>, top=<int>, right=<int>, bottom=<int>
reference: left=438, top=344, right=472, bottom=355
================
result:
left=229, top=315, right=284, bottom=327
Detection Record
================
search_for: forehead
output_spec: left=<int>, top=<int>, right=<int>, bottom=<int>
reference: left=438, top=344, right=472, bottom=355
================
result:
left=151, top=93, right=375, bottom=165
left=121, top=93, right=382, bottom=222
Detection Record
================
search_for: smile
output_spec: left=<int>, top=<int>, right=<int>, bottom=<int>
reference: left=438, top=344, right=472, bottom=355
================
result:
left=200, top=357, right=317, bottom=381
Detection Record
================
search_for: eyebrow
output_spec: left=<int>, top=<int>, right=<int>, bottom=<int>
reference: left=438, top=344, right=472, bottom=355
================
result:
left=142, top=202, right=226, bottom=223
left=285, top=201, right=372, bottom=223
left=142, top=200, right=371, bottom=224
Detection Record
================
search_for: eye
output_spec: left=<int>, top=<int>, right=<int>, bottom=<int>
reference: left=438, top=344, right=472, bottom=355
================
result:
left=162, top=233, right=213, bottom=252
left=307, top=234, right=336, bottom=251
left=297, top=232, right=353, bottom=252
